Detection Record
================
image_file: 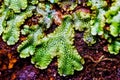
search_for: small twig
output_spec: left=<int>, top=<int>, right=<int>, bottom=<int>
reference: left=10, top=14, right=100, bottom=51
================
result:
left=84, top=55, right=105, bottom=63
left=84, top=55, right=117, bottom=64
left=101, top=57, right=117, bottom=61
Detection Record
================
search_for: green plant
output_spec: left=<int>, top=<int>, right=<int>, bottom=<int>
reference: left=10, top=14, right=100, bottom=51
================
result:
left=0, top=1, right=85, bottom=76
left=0, top=0, right=120, bottom=76
left=2, top=6, right=35, bottom=45
left=105, top=0, right=120, bottom=54
left=4, top=0, right=28, bottom=13
left=18, top=16, right=84, bottom=76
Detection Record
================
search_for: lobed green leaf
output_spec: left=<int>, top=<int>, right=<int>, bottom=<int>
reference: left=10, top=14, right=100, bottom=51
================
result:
left=87, top=0, right=107, bottom=9
left=109, top=12, right=120, bottom=37
left=4, top=0, right=28, bottom=13
left=91, top=9, right=106, bottom=35
left=0, top=4, right=10, bottom=36
left=2, top=6, right=35, bottom=45
left=18, top=25, right=44, bottom=58
left=29, top=16, right=84, bottom=76
left=108, top=41, right=120, bottom=55
left=73, top=10, right=91, bottom=31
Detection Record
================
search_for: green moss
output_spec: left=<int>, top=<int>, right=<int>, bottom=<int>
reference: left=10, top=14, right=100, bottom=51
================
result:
left=73, top=10, right=91, bottom=31
left=29, top=0, right=38, bottom=5
left=83, top=29, right=96, bottom=46
left=4, top=0, right=28, bottom=13
left=59, top=1, right=77, bottom=11
left=108, top=41, right=120, bottom=55
left=109, top=12, right=120, bottom=37
left=18, top=25, right=44, bottom=58
left=87, top=0, right=107, bottom=9
left=104, top=0, right=120, bottom=54
left=18, top=16, right=84, bottom=76
left=105, top=0, right=120, bottom=18
left=1, top=0, right=120, bottom=76
left=2, top=6, right=35, bottom=45
left=37, top=3, right=55, bottom=29
left=49, top=0, right=60, bottom=3
left=91, top=9, right=106, bottom=35
left=0, top=4, right=10, bottom=36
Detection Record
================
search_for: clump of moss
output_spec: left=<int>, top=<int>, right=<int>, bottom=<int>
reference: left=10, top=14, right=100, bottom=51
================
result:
left=0, top=0, right=85, bottom=76
left=0, top=0, right=120, bottom=76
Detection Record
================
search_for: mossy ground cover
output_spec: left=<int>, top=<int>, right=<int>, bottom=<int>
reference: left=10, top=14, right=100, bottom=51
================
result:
left=0, top=0, right=120, bottom=79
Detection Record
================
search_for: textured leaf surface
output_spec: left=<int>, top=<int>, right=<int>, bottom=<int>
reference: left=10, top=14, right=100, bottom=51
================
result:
left=108, top=41, right=120, bottom=55
left=83, top=30, right=96, bottom=46
left=109, top=12, right=120, bottom=37
left=2, top=6, right=35, bottom=45
left=37, top=3, right=55, bottom=29
left=49, top=0, right=60, bottom=3
left=28, top=16, right=84, bottom=76
left=104, top=1, right=120, bottom=54
left=18, top=25, right=44, bottom=58
left=4, top=0, right=27, bottom=13
left=91, top=9, right=105, bottom=35
left=59, top=1, right=77, bottom=11
left=87, top=0, right=107, bottom=9
left=105, top=0, right=120, bottom=19
left=29, top=0, right=38, bottom=5
left=73, top=10, right=91, bottom=31
left=0, top=5, right=10, bottom=35
left=1, top=0, right=120, bottom=77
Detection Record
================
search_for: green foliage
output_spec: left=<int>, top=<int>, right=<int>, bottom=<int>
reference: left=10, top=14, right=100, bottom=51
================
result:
left=0, top=4, right=10, bottom=36
left=73, top=10, right=91, bottom=31
left=21, top=25, right=38, bottom=35
left=18, top=25, right=44, bottom=58
left=72, top=10, right=96, bottom=45
left=91, top=9, right=106, bottom=35
left=18, top=16, right=84, bottom=76
left=107, top=11, right=120, bottom=37
left=87, top=0, right=107, bottom=36
left=0, top=0, right=85, bottom=76
left=105, top=0, right=120, bottom=37
left=4, top=0, right=27, bottom=13
left=49, top=0, right=60, bottom=3
left=29, top=0, right=38, bottom=5
left=104, top=0, right=120, bottom=54
left=87, top=0, right=107, bottom=9
left=37, top=3, right=55, bottom=29
left=105, top=0, right=120, bottom=18
left=0, top=1, right=35, bottom=45
left=83, top=29, right=96, bottom=46
left=79, top=0, right=120, bottom=55
left=58, top=1, right=77, bottom=11
left=2, top=6, right=35, bottom=45
left=1, top=0, right=120, bottom=76
left=108, top=41, right=120, bottom=55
